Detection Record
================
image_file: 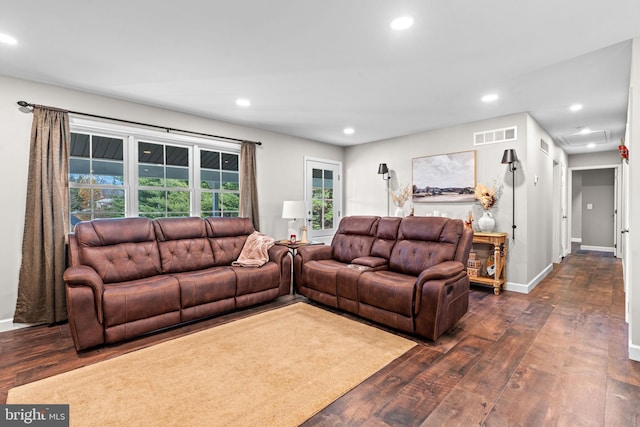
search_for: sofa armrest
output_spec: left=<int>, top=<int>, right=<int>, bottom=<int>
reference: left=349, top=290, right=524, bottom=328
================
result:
left=414, top=261, right=469, bottom=340
left=268, top=244, right=289, bottom=264
left=295, top=244, right=333, bottom=262
left=63, top=265, right=105, bottom=324
left=416, top=261, right=465, bottom=284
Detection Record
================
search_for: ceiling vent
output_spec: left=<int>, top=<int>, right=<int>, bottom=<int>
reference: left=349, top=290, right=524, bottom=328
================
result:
left=557, top=130, right=608, bottom=149
left=473, top=126, right=517, bottom=146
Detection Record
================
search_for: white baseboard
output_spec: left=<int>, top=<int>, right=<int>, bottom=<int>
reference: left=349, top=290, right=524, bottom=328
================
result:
left=0, top=318, right=32, bottom=333
left=629, top=342, right=640, bottom=362
left=504, top=263, right=553, bottom=294
left=580, top=245, right=615, bottom=253
left=571, top=237, right=582, bottom=243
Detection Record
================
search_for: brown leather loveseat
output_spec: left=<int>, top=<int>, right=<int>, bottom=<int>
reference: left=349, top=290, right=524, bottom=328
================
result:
left=63, top=216, right=290, bottom=351
left=294, top=215, right=473, bottom=340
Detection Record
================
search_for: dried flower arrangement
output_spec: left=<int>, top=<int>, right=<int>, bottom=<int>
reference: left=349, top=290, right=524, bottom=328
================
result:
left=475, top=182, right=497, bottom=210
left=391, top=184, right=412, bottom=207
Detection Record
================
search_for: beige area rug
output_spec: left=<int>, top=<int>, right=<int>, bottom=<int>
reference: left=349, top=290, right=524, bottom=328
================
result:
left=8, top=303, right=415, bottom=426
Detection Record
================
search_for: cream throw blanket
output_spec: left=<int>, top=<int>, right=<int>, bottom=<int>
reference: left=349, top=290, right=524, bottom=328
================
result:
left=232, top=231, right=275, bottom=267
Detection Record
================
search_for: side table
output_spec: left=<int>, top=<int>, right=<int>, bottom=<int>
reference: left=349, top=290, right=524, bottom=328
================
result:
left=468, top=232, right=508, bottom=295
left=274, top=241, right=324, bottom=294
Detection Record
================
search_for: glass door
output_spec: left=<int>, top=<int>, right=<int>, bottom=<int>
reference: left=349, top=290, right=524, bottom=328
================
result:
left=305, top=158, right=342, bottom=242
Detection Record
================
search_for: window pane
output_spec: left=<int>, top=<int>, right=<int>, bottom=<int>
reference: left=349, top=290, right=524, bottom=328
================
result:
left=138, top=190, right=166, bottom=214
left=97, top=189, right=125, bottom=216
left=220, top=193, right=239, bottom=213
left=70, top=133, right=90, bottom=158
left=93, top=160, right=123, bottom=185
left=312, top=202, right=322, bottom=231
left=201, top=170, right=220, bottom=189
left=201, top=151, right=220, bottom=170
left=166, top=146, right=188, bottom=166
left=222, top=171, right=239, bottom=191
left=69, top=158, right=91, bottom=182
left=166, top=166, right=189, bottom=187
left=200, top=192, right=216, bottom=212
left=69, top=188, right=91, bottom=215
left=139, top=165, right=164, bottom=187
left=323, top=200, right=333, bottom=229
left=222, top=153, right=238, bottom=171
left=92, top=136, right=123, bottom=160
left=139, top=142, right=163, bottom=164
left=167, top=190, right=190, bottom=214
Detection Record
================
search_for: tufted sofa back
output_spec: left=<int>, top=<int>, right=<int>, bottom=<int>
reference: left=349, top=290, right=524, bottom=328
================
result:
left=73, top=217, right=161, bottom=284
left=389, top=216, right=463, bottom=276
left=330, top=216, right=380, bottom=263
left=205, top=217, right=255, bottom=265
left=153, top=217, right=214, bottom=273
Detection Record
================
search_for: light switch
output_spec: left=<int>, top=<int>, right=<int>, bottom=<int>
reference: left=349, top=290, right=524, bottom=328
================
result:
left=587, top=203, right=593, bottom=210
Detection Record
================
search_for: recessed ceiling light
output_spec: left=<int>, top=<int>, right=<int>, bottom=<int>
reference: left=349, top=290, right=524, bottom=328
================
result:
left=235, top=98, right=251, bottom=107
left=481, top=94, right=499, bottom=103
left=343, top=127, right=355, bottom=135
left=0, top=33, right=17, bottom=45
left=390, top=16, right=414, bottom=31
left=570, top=104, right=583, bottom=112
left=579, top=128, right=592, bottom=135
left=587, top=143, right=596, bottom=148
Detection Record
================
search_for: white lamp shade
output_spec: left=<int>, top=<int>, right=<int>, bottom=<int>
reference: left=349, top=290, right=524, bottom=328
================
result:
left=282, top=201, right=307, bottom=219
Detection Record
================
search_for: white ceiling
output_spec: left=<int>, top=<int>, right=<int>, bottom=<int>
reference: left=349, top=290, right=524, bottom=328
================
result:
left=1, top=1, right=638, bottom=154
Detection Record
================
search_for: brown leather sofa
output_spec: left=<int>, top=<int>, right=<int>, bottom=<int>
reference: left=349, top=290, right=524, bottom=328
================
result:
left=63, top=216, right=291, bottom=351
left=294, top=216, right=473, bottom=340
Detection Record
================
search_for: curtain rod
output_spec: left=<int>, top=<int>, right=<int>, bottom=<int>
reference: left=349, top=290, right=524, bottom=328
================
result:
left=16, top=101, right=262, bottom=146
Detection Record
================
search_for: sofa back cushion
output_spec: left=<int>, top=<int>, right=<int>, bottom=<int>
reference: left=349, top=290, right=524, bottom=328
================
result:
left=331, top=216, right=379, bottom=263
left=153, top=217, right=215, bottom=273
left=371, top=217, right=402, bottom=259
left=205, top=217, right=255, bottom=265
left=389, top=217, right=463, bottom=276
left=74, top=217, right=162, bottom=283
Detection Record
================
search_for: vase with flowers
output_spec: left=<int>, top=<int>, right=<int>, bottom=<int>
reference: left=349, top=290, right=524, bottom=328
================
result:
left=390, top=184, right=411, bottom=217
left=475, top=181, right=497, bottom=232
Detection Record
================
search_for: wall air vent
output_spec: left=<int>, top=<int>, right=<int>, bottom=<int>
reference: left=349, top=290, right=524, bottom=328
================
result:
left=473, top=126, right=517, bottom=146
left=540, top=139, right=550, bottom=156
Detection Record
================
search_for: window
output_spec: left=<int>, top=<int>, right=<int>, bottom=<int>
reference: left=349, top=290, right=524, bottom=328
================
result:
left=68, top=119, right=240, bottom=228
left=200, top=150, right=240, bottom=217
left=69, top=133, right=126, bottom=225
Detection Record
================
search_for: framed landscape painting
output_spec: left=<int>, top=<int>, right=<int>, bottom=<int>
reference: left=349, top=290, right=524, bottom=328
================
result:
left=412, top=150, right=476, bottom=203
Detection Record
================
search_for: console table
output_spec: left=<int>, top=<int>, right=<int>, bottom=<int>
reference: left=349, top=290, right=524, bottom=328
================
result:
left=469, top=231, right=508, bottom=295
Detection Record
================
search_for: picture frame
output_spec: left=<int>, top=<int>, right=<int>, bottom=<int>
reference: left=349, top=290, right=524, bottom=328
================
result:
left=412, top=150, right=476, bottom=203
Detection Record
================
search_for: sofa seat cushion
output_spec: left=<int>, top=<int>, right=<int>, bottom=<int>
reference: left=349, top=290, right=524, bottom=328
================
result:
left=358, top=271, right=416, bottom=317
left=103, top=275, right=181, bottom=327
left=300, top=259, right=348, bottom=295
left=172, top=267, right=236, bottom=309
left=233, top=262, right=280, bottom=296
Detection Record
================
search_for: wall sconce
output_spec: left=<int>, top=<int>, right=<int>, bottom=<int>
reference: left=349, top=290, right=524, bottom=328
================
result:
left=501, top=149, right=518, bottom=239
left=282, top=201, right=307, bottom=242
left=377, top=163, right=390, bottom=216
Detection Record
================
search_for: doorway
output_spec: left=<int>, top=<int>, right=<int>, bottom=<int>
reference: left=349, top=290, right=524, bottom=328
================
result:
left=569, top=166, right=619, bottom=256
left=304, top=157, right=342, bottom=243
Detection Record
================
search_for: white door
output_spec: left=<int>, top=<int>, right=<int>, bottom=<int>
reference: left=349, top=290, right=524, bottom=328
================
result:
left=304, top=158, right=342, bottom=243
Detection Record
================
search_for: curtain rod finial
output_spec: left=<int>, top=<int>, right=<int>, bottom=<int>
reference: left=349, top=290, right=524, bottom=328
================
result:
left=17, top=101, right=30, bottom=107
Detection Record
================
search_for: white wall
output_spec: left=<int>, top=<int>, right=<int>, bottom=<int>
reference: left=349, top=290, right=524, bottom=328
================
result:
left=525, top=116, right=568, bottom=288
left=344, top=112, right=552, bottom=288
left=0, top=75, right=344, bottom=325
left=628, top=37, right=640, bottom=361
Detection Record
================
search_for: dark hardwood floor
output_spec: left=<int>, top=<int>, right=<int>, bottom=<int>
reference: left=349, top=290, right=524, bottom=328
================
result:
left=1, top=248, right=638, bottom=426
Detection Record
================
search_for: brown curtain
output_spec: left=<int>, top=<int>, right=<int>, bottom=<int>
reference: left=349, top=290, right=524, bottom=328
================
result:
left=239, top=141, right=260, bottom=231
left=14, top=107, right=70, bottom=324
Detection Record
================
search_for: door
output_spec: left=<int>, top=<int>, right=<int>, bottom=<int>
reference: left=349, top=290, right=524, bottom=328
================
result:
left=305, top=158, right=342, bottom=243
